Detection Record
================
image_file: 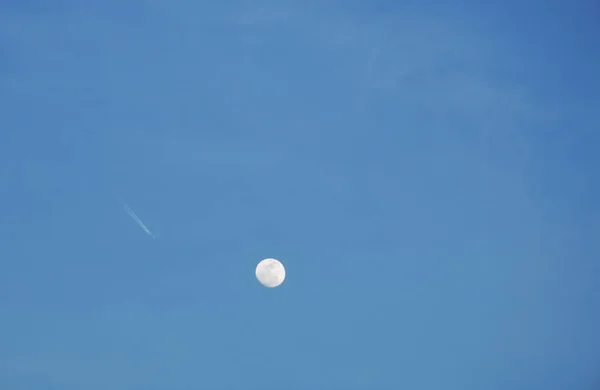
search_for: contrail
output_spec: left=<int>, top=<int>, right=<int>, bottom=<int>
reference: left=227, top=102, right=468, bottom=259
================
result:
left=121, top=202, right=155, bottom=239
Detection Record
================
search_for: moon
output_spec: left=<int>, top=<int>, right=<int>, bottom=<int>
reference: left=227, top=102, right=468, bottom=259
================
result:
left=255, top=258, right=286, bottom=288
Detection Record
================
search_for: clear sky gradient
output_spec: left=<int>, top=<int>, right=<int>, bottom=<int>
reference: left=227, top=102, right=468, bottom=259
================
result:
left=1, top=1, right=599, bottom=389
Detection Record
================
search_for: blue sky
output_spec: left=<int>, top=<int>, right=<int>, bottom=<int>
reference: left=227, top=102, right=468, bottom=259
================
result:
left=1, top=0, right=599, bottom=389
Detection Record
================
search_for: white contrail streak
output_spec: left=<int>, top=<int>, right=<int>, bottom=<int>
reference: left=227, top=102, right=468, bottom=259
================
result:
left=122, top=203, right=155, bottom=239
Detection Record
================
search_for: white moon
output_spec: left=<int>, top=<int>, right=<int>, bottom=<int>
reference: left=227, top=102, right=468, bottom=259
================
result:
left=255, top=258, right=286, bottom=288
